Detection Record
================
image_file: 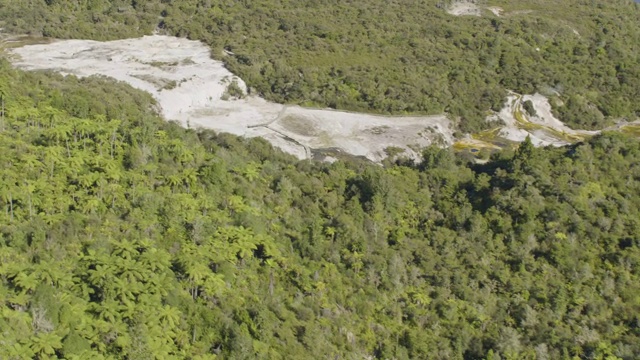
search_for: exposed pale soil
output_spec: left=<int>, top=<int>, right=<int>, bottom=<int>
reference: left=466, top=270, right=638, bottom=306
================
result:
left=4, top=35, right=638, bottom=162
left=455, top=93, right=639, bottom=153
left=487, top=7, right=504, bottom=16
left=447, top=3, right=530, bottom=18
left=447, top=2, right=482, bottom=16
left=6, top=35, right=452, bottom=162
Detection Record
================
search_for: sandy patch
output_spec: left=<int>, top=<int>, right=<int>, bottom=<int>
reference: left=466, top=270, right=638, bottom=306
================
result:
left=268, top=107, right=452, bottom=161
left=447, top=2, right=482, bottom=16
left=7, top=35, right=635, bottom=162
left=456, top=92, right=639, bottom=155
left=447, top=4, right=533, bottom=18
left=490, top=93, right=598, bottom=146
left=487, top=7, right=504, bottom=16
left=7, top=35, right=453, bottom=162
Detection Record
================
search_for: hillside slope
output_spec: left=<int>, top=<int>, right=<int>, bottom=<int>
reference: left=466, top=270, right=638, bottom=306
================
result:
left=1, top=0, right=639, bottom=132
left=1, top=60, right=640, bottom=359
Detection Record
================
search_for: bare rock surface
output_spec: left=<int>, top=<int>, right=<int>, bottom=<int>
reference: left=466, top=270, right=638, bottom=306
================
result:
left=8, top=35, right=452, bottom=162
left=7, top=35, right=636, bottom=161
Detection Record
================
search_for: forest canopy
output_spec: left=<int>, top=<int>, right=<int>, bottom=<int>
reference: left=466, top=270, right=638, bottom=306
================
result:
left=1, top=57, right=640, bottom=359
left=2, top=1, right=640, bottom=358
left=1, top=0, right=640, bottom=132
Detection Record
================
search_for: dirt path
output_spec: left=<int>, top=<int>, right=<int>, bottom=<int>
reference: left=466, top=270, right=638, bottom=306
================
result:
left=247, top=105, right=289, bottom=129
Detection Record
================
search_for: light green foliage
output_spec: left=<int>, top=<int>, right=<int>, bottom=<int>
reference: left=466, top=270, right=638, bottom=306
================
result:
left=1, top=59, right=640, bottom=359
left=1, top=1, right=640, bottom=132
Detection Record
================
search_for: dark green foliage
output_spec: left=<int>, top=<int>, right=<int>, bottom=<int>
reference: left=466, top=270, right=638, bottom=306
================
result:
left=1, top=60, right=640, bottom=359
left=1, top=0, right=640, bottom=132
left=523, top=100, right=537, bottom=117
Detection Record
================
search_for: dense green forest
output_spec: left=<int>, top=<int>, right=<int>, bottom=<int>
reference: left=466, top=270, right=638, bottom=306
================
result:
left=1, top=57, right=640, bottom=359
left=1, top=0, right=640, bottom=132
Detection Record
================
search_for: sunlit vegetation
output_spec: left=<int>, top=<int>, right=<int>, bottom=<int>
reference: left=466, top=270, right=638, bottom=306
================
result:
left=2, top=1, right=640, bottom=359
left=1, top=58, right=640, bottom=359
left=1, top=0, right=639, bottom=132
